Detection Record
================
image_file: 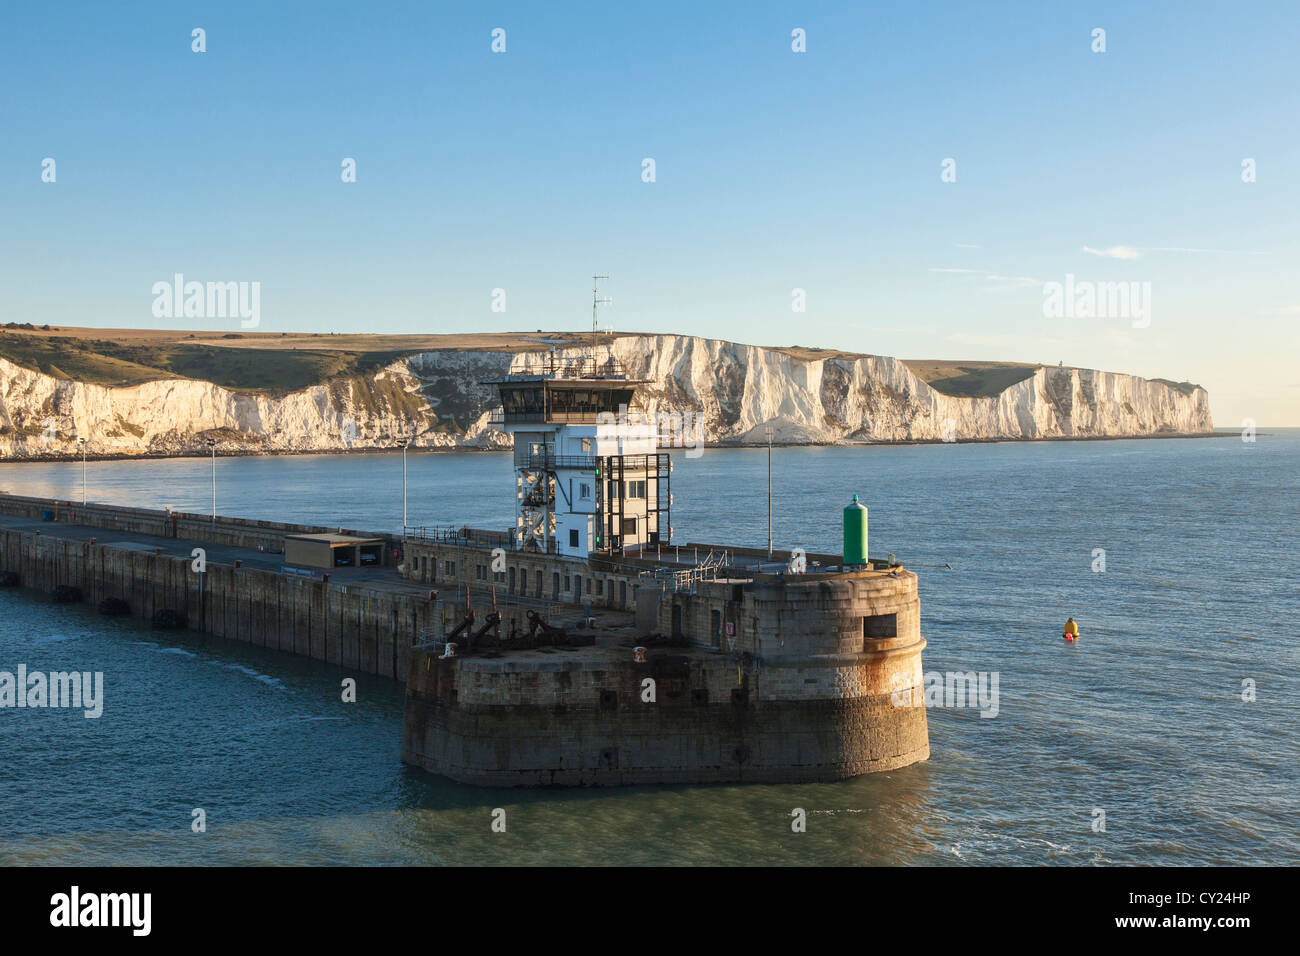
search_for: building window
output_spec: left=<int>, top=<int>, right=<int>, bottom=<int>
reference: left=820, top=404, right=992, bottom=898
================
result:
left=625, top=480, right=646, bottom=499
left=564, top=574, right=571, bottom=592
left=580, top=438, right=591, bottom=454
left=553, top=572, right=560, bottom=598
left=596, top=579, right=604, bottom=596
left=569, top=529, right=579, bottom=548
left=623, top=517, right=637, bottom=535
left=508, top=568, right=516, bottom=592
left=579, top=482, right=592, bottom=500
left=536, top=570, right=543, bottom=595
left=864, top=613, right=898, bottom=641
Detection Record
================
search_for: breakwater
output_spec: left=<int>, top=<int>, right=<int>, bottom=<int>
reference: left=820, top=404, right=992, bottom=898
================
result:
left=0, top=494, right=435, bottom=681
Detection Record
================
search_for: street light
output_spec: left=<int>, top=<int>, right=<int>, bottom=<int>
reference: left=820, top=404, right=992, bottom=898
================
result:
left=396, top=436, right=410, bottom=533
left=206, top=439, right=217, bottom=526
left=77, top=438, right=87, bottom=505
left=765, top=425, right=774, bottom=560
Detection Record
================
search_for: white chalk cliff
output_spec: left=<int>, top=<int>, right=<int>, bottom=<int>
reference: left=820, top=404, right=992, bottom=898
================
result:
left=0, top=334, right=1213, bottom=459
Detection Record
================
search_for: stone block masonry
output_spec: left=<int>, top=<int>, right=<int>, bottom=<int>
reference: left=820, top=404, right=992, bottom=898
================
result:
left=0, top=495, right=451, bottom=681
left=402, top=566, right=930, bottom=786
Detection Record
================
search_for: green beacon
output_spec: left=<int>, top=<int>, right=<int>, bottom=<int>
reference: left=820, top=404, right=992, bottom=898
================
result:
left=843, top=494, right=868, bottom=566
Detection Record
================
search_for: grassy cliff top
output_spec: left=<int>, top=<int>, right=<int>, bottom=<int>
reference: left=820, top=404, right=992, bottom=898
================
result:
left=900, top=360, right=1041, bottom=397
left=0, top=326, right=1198, bottom=399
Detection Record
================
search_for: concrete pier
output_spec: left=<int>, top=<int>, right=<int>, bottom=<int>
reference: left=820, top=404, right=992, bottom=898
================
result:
left=0, top=493, right=931, bottom=787
left=0, top=494, right=447, bottom=680
left=401, top=569, right=930, bottom=786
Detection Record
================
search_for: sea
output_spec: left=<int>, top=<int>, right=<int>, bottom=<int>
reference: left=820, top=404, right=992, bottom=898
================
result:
left=1, top=430, right=1297, bottom=865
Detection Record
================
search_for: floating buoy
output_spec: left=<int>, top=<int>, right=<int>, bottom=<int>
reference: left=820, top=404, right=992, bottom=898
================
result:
left=1063, top=617, right=1080, bottom=642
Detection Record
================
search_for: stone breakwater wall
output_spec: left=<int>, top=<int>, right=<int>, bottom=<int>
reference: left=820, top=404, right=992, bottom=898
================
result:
left=0, top=496, right=445, bottom=681
left=0, top=493, right=372, bottom=553
left=401, top=570, right=930, bottom=786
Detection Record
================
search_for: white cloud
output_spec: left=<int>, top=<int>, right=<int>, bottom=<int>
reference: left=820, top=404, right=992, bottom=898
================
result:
left=1082, top=245, right=1141, bottom=260
left=930, top=268, right=1040, bottom=287
left=1151, top=246, right=1270, bottom=256
left=984, top=274, right=1041, bottom=286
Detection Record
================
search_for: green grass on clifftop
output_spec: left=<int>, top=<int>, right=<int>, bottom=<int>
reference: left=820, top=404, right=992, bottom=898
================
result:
left=0, top=333, right=408, bottom=395
left=902, top=360, right=1040, bottom=397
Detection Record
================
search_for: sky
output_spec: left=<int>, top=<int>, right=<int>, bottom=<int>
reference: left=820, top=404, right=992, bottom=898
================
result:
left=2, top=0, right=1297, bottom=425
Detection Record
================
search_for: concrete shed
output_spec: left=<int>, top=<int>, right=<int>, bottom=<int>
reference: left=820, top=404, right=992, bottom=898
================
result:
left=284, top=533, right=385, bottom=570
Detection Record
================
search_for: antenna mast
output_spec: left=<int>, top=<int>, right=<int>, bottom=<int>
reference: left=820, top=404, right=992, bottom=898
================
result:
left=591, top=273, right=612, bottom=338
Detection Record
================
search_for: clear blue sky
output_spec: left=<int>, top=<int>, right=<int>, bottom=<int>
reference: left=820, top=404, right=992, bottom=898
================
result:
left=3, top=1, right=1297, bottom=424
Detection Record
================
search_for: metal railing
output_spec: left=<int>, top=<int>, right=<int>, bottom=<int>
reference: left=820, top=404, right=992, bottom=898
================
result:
left=513, top=453, right=598, bottom=471
left=404, top=525, right=515, bottom=551
left=638, top=550, right=732, bottom=594
left=505, top=355, right=628, bottom=379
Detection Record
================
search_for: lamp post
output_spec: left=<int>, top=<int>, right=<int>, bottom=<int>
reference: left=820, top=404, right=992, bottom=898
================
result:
left=206, top=439, right=217, bottom=526
left=77, top=438, right=87, bottom=505
left=396, top=437, right=410, bottom=534
left=765, top=425, right=774, bottom=560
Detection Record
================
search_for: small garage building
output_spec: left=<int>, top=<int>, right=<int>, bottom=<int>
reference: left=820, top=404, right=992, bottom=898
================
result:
left=284, top=533, right=386, bottom=570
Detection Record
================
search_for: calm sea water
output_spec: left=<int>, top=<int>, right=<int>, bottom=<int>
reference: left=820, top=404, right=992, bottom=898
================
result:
left=1, top=432, right=1297, bottom=865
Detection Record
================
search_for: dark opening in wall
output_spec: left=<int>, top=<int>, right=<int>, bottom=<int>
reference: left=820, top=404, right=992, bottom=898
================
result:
left=599, top=690, right=618, bottom=710
left=864, top=613, right=898, bottom=641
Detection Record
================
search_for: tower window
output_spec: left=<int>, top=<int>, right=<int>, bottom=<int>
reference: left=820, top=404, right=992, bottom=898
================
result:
left=569, top=529, right=579, bottom=548
left=863, top=613, right=897, bottom=641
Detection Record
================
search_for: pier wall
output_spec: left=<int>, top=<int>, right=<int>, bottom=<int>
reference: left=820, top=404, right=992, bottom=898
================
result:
left=403, top=570, right=930, bottom=786
left=402, top=538, right=644, bottom=613
left=0, top=493, right=396, bottom=557
left=0, top=496, right=458, bottom=681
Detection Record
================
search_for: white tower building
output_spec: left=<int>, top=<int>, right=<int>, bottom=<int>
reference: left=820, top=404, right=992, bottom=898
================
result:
left=487, top=351, right=671, bottom=557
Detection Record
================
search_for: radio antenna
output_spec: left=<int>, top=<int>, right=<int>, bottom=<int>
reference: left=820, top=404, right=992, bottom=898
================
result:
left=592, top=273, right=612, bottom=339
